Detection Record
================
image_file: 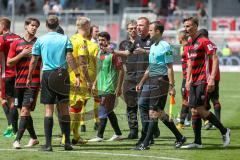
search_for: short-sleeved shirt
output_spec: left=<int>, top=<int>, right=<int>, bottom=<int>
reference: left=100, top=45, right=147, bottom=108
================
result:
left=97, top=50, right=122, bottom=95
left=149, top=40, right=173, bottom=77
left=188, top=34, right=216, bottom=85
left=181, top=45, right=189, bottom=79
left=0, top=32, right=21, bottom=78
left=207, top=41, right=220, bottom=81
left=32, top=32, right=72, bottom=71
left=124, top=35, right=153, bottom=82
left=69, top=34, right=99, bottom=105
left=8, top=37, right=42, bottom=88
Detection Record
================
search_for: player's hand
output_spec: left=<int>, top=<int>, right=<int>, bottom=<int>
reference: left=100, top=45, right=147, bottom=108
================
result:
left=75, top=76, right=80, bottom=87
left=185, top=81, right=190, bottom=91
left=115, top=87, right=122, bottom=97
left=136, top=83, right=143, bottom=92
left=169, top=86, right=176, bottom=96
left=133, top=48, right=146, bottom=54
left=26, top=76, right=32, bottom=88
left=207, top=77, right=215, bottom=92
left=21, top=46, right=32, bottom=57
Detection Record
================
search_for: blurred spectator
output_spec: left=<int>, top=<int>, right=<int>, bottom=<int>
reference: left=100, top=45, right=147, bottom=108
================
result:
left=90, top=25, right=100, bottom=43
left=52, top=0, right=63, bottom=15
left=168, top=0, right=178, bottom=15
left=148, top=2, right=160, bottom=15
left=7, top=0, right=13, bottom=15
left=43, top=0, right=50, bottom=16
left=29, top=0, right=36, bottom=13
left=141, top=0, right=149, bottom=7
left=84, top=0, right=96, bottom=9
left=159, top=0, right=169, bottom=16
left=222, top=45, right=232, bottom=57
left=18, top=3, right=27, bottom=17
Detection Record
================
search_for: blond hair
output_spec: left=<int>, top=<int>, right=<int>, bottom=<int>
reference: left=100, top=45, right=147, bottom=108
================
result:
left=76, top=16, right=90, bottom=29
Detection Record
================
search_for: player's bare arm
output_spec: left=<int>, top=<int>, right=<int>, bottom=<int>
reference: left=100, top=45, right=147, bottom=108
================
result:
left=167, top=63, right=176, bottom=96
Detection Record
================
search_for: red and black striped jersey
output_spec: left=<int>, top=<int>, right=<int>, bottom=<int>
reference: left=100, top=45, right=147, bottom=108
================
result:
left=181, top=45, right=189, bottom=79
left=207, top=41, right=220, bottom=81
left=188, top=34, right=215, bottom=85
left=8, top=37, right=42, bottom=88
left=0, top=32, right=21, bottom=78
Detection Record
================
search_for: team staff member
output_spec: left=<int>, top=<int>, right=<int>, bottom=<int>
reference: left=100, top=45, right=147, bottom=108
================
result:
left=7, top=17, right=41, bottom=149
left=0, top=17, right=21, bottom=137
left=28, top=15, right=80, bottom=151
left=119, top=20, right=139, bottom=139
left=181, top=17, right=230, bottom=149
left=134, top=22, right=186, bottom=150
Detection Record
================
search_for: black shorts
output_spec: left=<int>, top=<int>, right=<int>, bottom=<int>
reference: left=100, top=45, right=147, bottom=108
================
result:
left=123, top=80, right=138, bottom=108
left=181, top=79, right=188, bottom=101
left=41, top=70, right=69, bottom=104
left=138, top=76, right=169, bottom=111
left=189, top=83, right=207, bottom=107
left=1, top=77, right=15, bottom=99
left=14, top=88, right=39, bottom=111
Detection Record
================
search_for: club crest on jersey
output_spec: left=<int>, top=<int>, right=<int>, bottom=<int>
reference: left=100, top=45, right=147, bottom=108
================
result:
left=146, top=40, right=151, bottom=46
left=207, top=44, right=213, bottom=50
left=194, top=44, right=199, bottom=50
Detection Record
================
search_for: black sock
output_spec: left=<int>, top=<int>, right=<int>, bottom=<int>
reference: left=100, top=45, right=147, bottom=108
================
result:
left=187, top=107, right=192, bottom=121
left=127, top=106, right=138, bottom=130
left=60, top=115, right=71, bottom=144
left=44, top=117, right=53, bottom=147
left=206, top=112, right=226, bottom=135
left=108, top=111, right=122, bottom=135
left=214, top=102, right=221, bottom=121
left=15, top=116, right=28, bottom=142
left=161, top=114, right=183, bottom=140
left=139, top=107, right=149, bottom=141
left=2, top=103, right=11, bottom=125
left=180, top=104, right=189, bottom=124
left=97, top=118, right=107, bottom=138
left=143, top=118, right=158, bottom=146
left=10, top=106, right=19, bottom=134
left=192, top=115, right=202, bottom=144
left=26, top=116, right=37, bottom=139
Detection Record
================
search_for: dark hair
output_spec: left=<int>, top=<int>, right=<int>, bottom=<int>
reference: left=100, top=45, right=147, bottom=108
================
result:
left=183, top=17, right=199, bottom=27
left=25, top=17, right=40, bottom=27
left=150, top=21, right=164, bottom=34
left=90, top=25, right=98, bottom=34
left=138, top=17, right=150, bottom=25
left=98, top=31, right=110, bottom=41
left=0, top=17, right=11, bottom=29
left=198, top=28, right=208, bottom=38
left=56, top=26, right=64, bottom=34
left=46, top=15, right=59, bottom=29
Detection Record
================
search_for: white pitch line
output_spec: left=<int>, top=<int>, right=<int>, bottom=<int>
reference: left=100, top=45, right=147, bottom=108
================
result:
left=0, top=148, right=184, bottom=160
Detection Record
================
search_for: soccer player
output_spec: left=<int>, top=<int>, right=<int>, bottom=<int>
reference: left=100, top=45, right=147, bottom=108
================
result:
left=28, top=15, right=80, bottom=151
left=133, top=22, right=186, bottom=150
left=198, top=28, right=221, bottom=130
left=176, top=30, right=191, bottom=130
left=7, top=17, right=40, bottom=149
left=88, top=32, right=124, bottom=142
left=68, top=16, right=99, bottom=143
left=0, top=17, right=21, bottom=137
left=181, top=17, right=230, bottom=149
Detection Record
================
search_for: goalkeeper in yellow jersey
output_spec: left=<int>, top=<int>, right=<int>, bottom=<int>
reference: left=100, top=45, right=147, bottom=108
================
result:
left=63, top=16, right=99, bottom=145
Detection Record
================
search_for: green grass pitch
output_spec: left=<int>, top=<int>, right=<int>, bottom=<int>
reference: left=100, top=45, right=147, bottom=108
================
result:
left=0, top=72, right=239, bottom=160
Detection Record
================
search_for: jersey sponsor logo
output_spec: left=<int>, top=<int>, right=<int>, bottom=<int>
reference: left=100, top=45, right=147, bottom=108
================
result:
left=207, top=44, right=214, bottom=50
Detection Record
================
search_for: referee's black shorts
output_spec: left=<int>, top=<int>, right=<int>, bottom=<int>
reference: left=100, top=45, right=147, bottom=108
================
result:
left=41, top=70, right=69, bottom=104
